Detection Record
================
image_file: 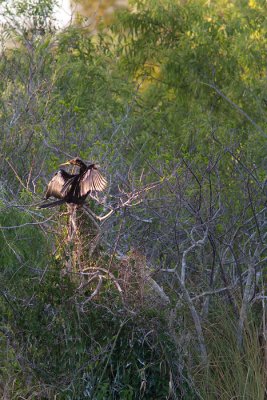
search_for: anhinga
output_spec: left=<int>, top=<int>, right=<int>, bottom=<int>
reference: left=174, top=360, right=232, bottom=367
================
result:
left=40, top=158, right=107, bottom=209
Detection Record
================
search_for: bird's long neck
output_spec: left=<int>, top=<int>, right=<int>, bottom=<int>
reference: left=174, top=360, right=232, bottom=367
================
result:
left=78, top=161, right=87, bottom=174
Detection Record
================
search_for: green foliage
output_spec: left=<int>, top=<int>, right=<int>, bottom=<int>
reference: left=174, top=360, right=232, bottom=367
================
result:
left=1, top=0, right=56, bottom=33
left=113, top=0, right=267, bottom=164
left=0, top=207, right=49, bottom=271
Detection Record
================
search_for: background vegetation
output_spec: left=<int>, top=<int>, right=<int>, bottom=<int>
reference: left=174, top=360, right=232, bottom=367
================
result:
left=0, top=0, right=266, bottom=398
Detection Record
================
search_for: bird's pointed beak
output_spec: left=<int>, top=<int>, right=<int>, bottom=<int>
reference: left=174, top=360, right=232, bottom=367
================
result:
left=60, top=161, right=71, bottom=166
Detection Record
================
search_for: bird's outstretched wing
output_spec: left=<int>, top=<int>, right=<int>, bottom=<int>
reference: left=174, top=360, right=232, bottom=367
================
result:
left=45, top=170, right=73, bottom=199
left=80, top=165, right=107, bottom=196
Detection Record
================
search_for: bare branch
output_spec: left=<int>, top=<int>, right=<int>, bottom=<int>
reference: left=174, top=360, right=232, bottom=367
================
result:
left=174, top=271, right=208, bottom=365
left=181, top=226, right=208, bottom=285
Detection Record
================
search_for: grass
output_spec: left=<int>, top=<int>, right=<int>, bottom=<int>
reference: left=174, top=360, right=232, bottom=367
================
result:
left=194, top=302, right=265, bottom=400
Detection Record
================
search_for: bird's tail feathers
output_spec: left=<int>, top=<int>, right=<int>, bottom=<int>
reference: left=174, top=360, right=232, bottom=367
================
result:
left=39, top=199, right=66, bottom=209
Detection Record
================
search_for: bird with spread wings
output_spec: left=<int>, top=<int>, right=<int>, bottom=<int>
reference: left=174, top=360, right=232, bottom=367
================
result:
left=40, top=158, right=107, bottom=209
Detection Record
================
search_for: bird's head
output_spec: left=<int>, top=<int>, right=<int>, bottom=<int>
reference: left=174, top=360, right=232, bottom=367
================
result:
left=60, top=157, right=85, bottom=168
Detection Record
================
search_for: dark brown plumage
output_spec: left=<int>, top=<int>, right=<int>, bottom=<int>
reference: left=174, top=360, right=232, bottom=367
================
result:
left=40, top=158, right=107, bottom=209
